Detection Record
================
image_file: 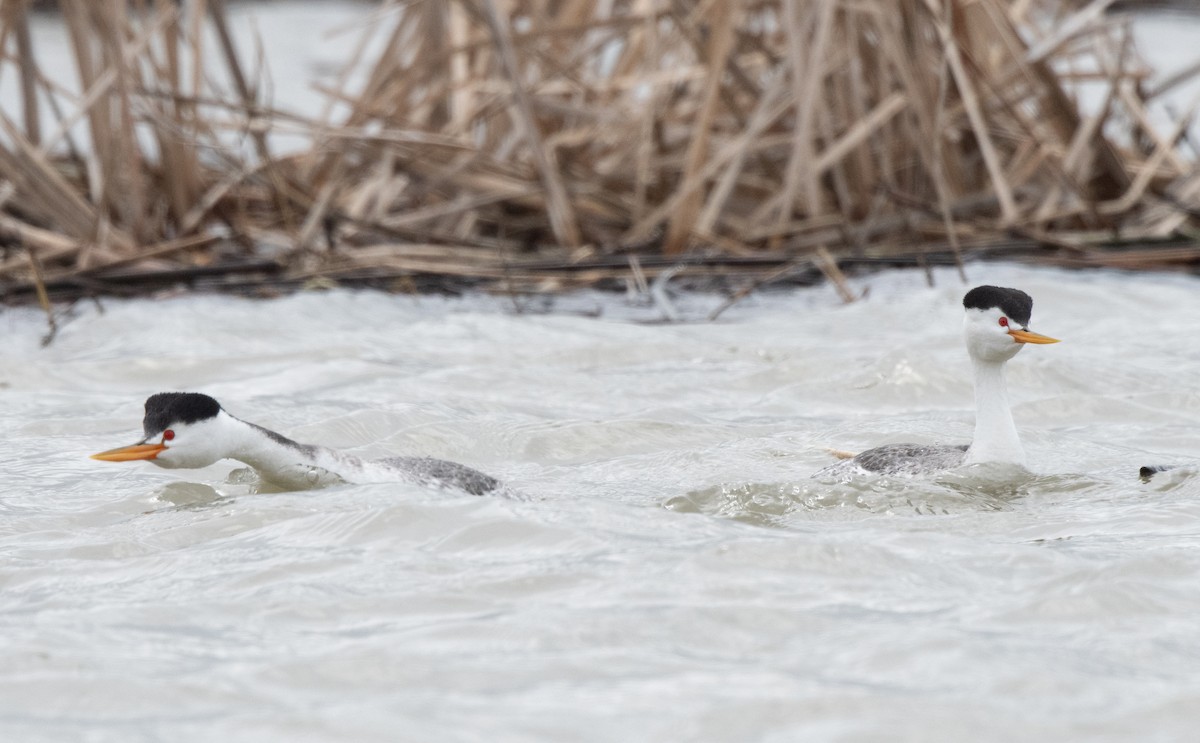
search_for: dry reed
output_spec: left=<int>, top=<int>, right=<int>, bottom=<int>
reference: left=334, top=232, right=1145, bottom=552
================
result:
left=1, top=0, right=1199, bottom=305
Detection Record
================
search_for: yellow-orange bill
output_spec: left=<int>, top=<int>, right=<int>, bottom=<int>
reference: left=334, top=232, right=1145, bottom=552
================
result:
left=1009, top=329, right=1060, bottom=345
left=90, top=443, right=166, bottom=462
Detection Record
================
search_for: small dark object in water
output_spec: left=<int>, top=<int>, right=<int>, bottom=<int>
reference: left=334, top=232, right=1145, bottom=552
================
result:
left=1139, top=464, right=1177, bottom=481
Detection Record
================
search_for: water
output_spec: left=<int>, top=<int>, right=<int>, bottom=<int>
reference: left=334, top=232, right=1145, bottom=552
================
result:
left=2, top=263, right=1200, bottom=741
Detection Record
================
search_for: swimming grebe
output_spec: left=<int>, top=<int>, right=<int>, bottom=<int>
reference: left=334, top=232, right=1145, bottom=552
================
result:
left=815, top=285, right=1059, bottom=478
left=91, top=392, right=501, bottom=495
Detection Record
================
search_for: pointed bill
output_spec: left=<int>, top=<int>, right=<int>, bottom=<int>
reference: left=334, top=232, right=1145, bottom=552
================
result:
left=1008, top=328, right=1059, bottom=345
left=90, top=442, right=166, bottom=462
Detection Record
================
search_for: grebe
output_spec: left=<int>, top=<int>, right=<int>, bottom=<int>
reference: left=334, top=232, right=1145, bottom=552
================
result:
left=91, top=392, right=501, bottom=495
left=815, top=285, right=1059, bottom=479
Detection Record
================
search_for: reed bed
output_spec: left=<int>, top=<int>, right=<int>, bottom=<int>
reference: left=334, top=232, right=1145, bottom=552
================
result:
left=2, top=0, right=1200, bottom=309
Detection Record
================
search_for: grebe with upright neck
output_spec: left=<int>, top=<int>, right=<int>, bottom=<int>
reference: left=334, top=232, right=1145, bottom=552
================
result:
left=815, top=285, right=1059, bottom=479
left=91, top=392, right=501, bottom=495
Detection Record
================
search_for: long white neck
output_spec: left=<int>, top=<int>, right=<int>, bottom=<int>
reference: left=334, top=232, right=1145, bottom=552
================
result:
left=225, top=416, right=364, bottom=489
left=964, top=357, right=1025, bottom=466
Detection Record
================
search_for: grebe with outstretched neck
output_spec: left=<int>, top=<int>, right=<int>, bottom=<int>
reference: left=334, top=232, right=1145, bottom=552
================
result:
left=815, top=285, right=1059, bottom=479
left=91, top=392, right=501, bottom=495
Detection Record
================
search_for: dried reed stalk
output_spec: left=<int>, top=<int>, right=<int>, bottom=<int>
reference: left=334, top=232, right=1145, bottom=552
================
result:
left=1, top=0, right=1198, bottom=304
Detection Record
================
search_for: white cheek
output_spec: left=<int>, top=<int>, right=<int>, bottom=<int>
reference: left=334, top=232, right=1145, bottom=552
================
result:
left=990, top=332, right=1024, bottom=360
left=963, top=315, right=1022, bottom=361
left=152, top=448, right=183, bottom=468
left=156, top=443, right=204, bottom=468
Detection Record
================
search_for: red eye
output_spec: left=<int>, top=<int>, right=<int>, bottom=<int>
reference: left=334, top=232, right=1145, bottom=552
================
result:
left=163, top=430, right=175, bottom=441
left=998, top=317, right=1009, bottom=327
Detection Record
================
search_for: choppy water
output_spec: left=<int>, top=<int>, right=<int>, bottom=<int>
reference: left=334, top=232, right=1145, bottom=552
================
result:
left=2, top=264, right=1200, bottom=741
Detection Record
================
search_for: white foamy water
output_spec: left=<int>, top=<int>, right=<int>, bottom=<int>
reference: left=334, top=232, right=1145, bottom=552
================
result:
left=2, top=263, right=1200, bottom=741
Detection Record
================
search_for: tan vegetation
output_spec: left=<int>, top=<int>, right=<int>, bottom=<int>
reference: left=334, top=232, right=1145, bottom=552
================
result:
left=1, top=0, right=1199, bottom=308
